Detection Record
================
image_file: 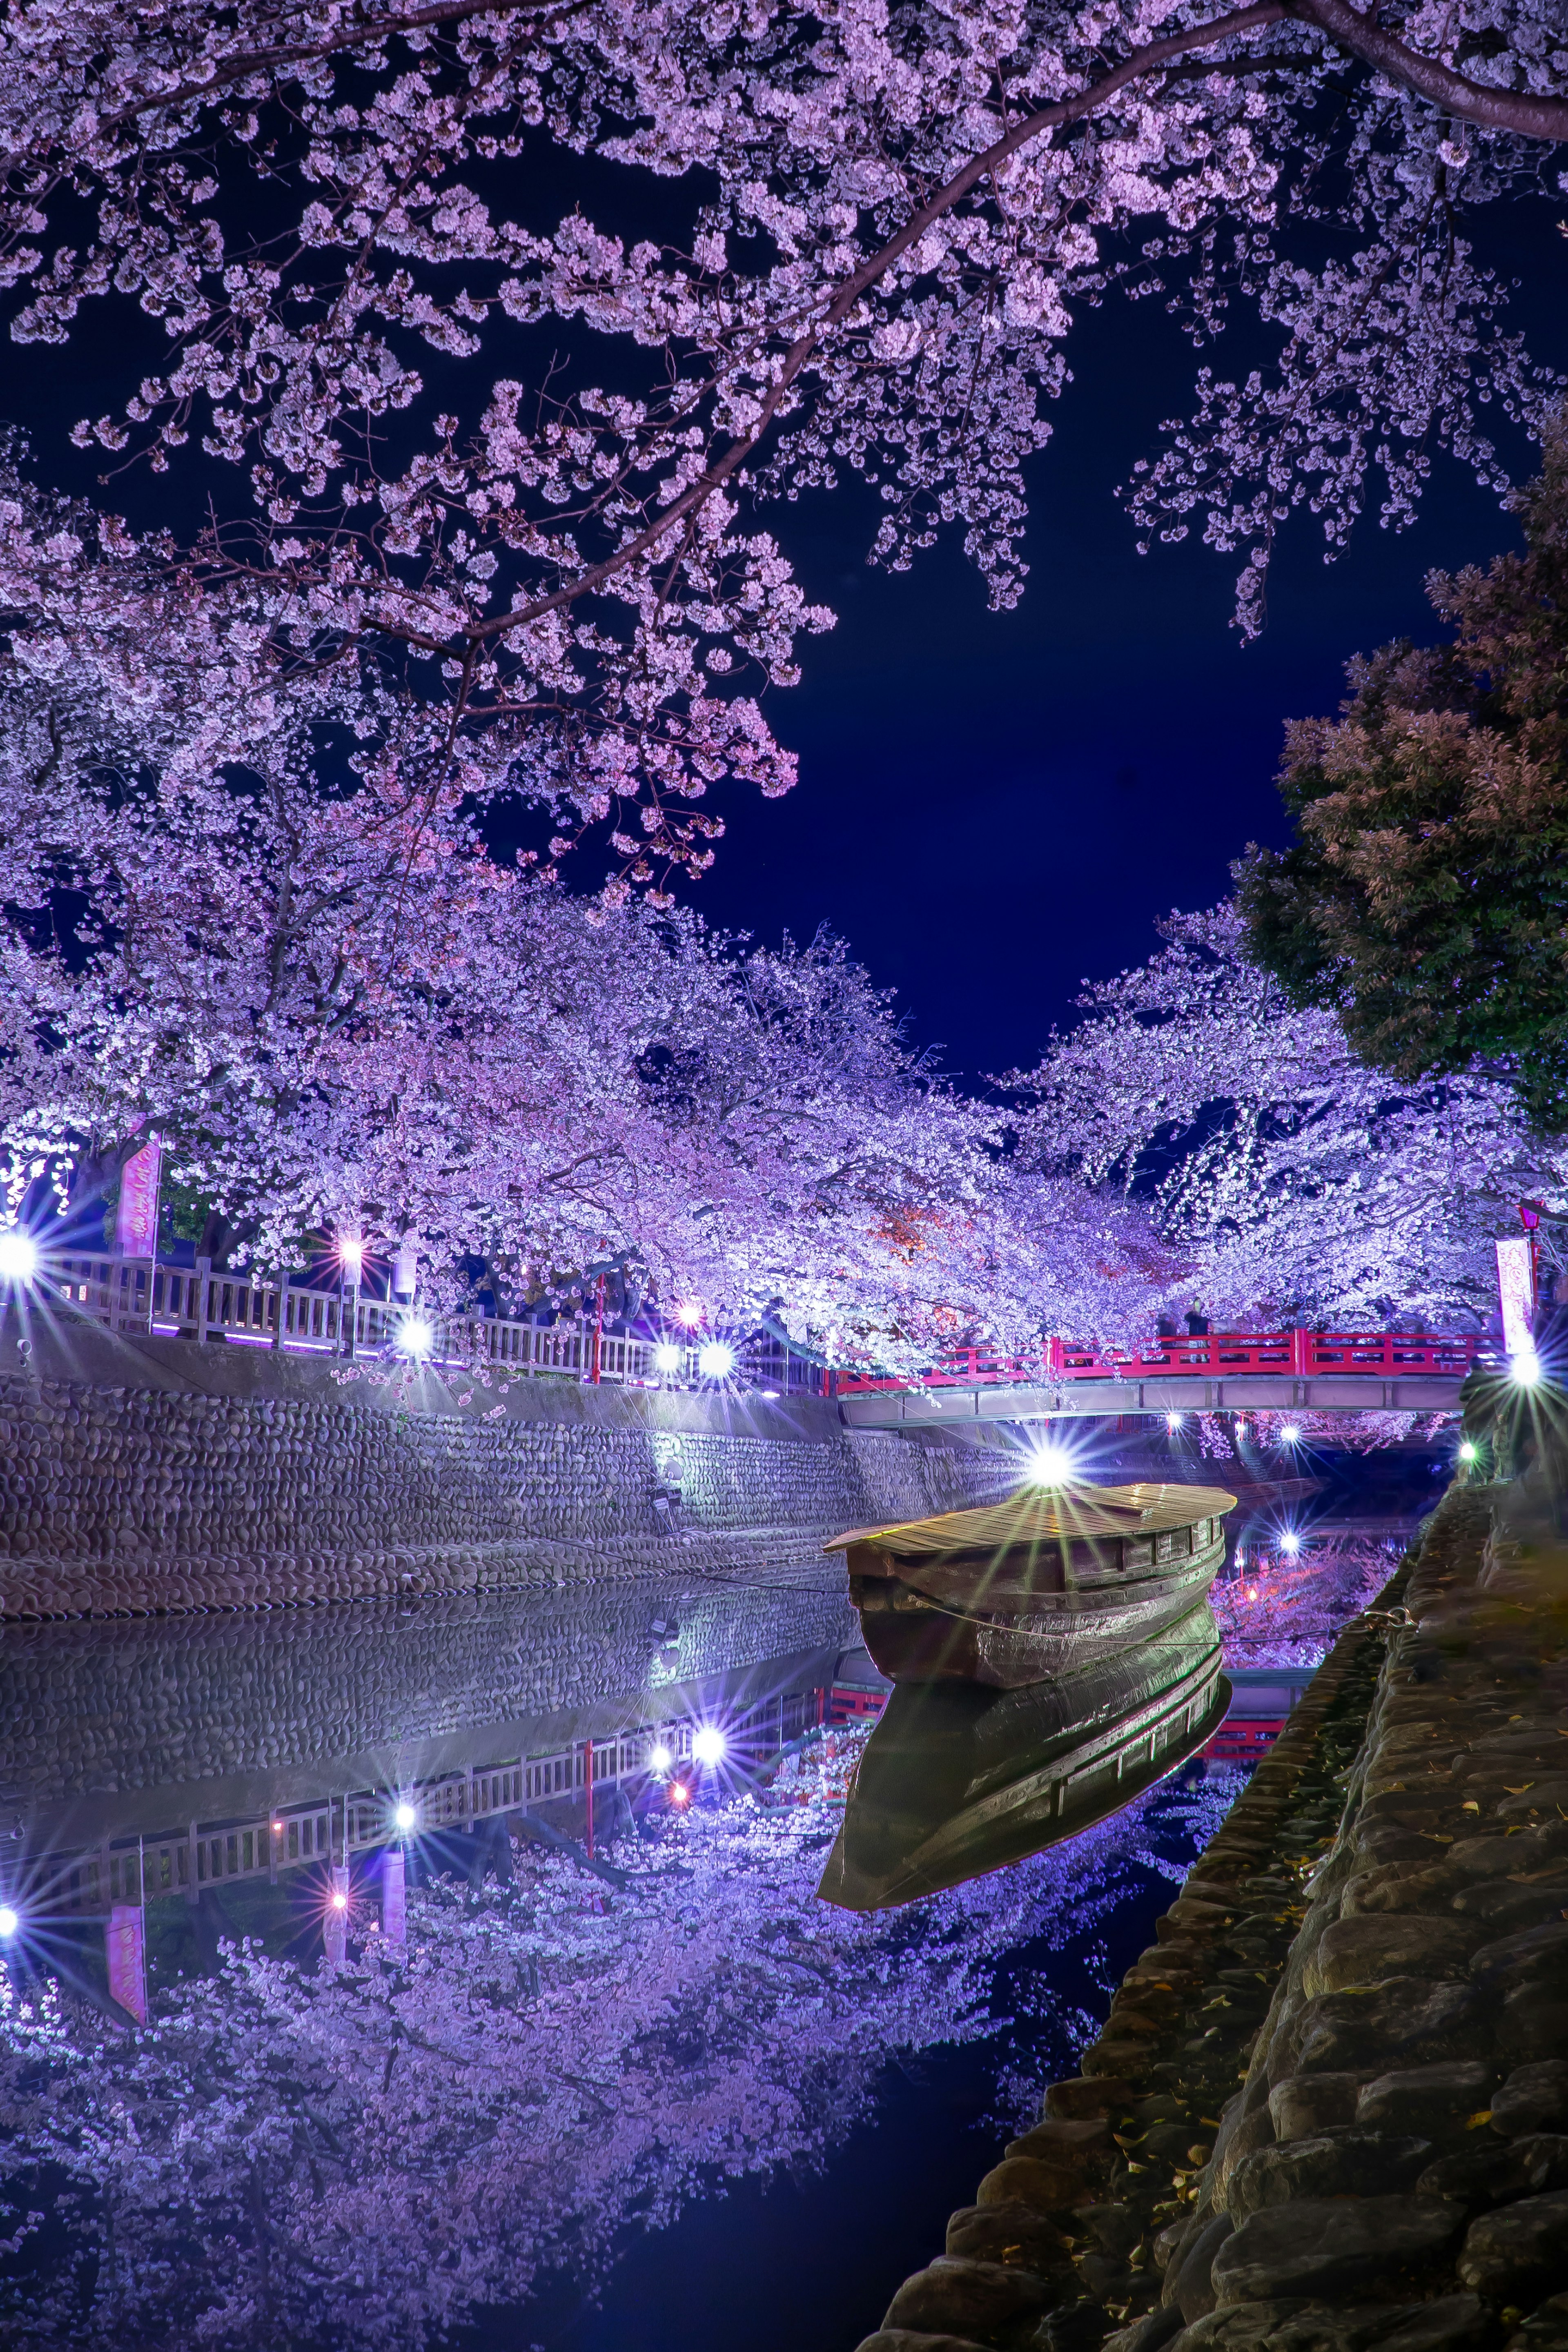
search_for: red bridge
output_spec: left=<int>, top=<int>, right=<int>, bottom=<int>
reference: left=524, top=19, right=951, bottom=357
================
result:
left=835, top=1328, right=1488, bottom=1428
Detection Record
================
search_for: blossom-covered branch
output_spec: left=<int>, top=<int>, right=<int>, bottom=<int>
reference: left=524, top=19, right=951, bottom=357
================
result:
left=0, top=0, right=1559, bottom=893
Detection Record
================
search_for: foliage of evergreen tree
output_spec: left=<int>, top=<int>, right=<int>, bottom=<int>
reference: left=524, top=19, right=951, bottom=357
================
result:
left=1241, top=415, right=1568, bottom=1129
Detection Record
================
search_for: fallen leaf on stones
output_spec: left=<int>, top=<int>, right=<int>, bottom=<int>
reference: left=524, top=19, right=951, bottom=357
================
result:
left=1507, top=1785, right=1536, bottom=1794
left=1466, top=2111, right=1494, bottom=2128
left=1463, top=1802, right=1481, bottom=1813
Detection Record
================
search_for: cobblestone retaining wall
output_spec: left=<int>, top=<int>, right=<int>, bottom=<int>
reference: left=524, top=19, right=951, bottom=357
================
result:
left=0, top=1366, right=1014, bottom=1619
left=0, top=1576, right=855, bottom=1805
left=857, top=1479, right=1568, bottom=2352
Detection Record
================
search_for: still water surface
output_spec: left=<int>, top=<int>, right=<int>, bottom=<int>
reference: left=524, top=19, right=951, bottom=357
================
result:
left=0, top=1488, right=1424, bottom=2350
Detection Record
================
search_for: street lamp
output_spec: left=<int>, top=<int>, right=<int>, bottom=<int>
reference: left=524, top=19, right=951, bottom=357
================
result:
left=697, top=1339, right=735, bottom=1380
left=1025, top=1440, right=1076, bottom=1485
left=1279, top=1423, right=1302, bottom=1445
left=393, top=1800, right=418, bottom=1834
left=653, top=1341, right=682, bottom=1375
left=0, top=1903, right=19, bottom=1939
left=396, top=1313, right=434, bottom=1360
left=649, top=1743, right=673, bottom=1775
left=0, top=1229, right=38, bottom=1285
left=691, top=1726, right=727, bottom=1767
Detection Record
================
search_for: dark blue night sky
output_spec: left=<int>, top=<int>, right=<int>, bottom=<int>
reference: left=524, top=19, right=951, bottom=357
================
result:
left=694, top=195, right=1568, bottom=1079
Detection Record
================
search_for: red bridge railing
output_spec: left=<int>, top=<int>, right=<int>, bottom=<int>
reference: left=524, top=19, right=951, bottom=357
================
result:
left=833, top=1329, right=1487, bottom=1396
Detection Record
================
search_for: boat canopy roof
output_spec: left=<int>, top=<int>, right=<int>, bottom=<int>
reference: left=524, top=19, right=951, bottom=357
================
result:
left=824, top=1481, right=1238, bottom=1558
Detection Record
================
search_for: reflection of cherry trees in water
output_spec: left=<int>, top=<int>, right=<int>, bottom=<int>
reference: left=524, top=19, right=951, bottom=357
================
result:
left=1213, top=1536, right=1408, bottom=1668
left=0, top=1749, right=1243, bottom=2350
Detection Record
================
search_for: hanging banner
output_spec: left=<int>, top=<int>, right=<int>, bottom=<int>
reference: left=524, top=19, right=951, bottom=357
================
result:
left=107, top=1902, right=147, bottom=2024
left=392, top=1239, right=418, bottom=1298
left=114, top=1134, right=162, bottom=1258
left=1497, top=1234, right=1537, bottom=1358
left=381, top=1848, right=406, bottom=1948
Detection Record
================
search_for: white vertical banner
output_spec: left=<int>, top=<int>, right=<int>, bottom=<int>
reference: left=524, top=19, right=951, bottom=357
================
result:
left=1497, top=1235, right=1536, bottom=1358
left=392, top=1239, right=418, bottom=1298
left=323, top=1864, right=350, bottom=1967
left=381, top=1848, right=407, bottom=1947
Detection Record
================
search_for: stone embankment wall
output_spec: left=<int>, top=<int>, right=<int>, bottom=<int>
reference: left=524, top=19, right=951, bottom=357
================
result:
left=858, top=1478, right=1568, bottom=2352
left=0, top=1326, right=1015, bottom=1619
left=0, top=1577, right=855, bottom=1807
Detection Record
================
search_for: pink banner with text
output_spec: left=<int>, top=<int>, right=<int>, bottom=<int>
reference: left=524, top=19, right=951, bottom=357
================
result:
left=114, top=1136, right=162, bottom=1258
left=107, top=1902, right=147, bottom=2023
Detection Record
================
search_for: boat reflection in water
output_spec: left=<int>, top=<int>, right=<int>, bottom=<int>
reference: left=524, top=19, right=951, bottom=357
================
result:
left=817, top=1601, right=1228, bottom=1911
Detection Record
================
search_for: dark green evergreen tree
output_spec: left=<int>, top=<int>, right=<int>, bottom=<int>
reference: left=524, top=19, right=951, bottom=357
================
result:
left=1241, top=415, right=1568, bottom=1129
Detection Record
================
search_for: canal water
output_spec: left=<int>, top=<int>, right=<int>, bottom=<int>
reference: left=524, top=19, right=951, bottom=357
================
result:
left=0, top=1468, right=1437, bottom=2350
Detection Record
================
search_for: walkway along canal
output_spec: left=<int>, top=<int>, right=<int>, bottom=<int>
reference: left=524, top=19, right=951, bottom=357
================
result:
left=858, top=1457, right=1568, bottom=2352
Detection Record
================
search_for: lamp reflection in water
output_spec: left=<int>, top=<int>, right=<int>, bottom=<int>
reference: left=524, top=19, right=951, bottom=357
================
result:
left=817, top=1603, right=1227, bottom=1912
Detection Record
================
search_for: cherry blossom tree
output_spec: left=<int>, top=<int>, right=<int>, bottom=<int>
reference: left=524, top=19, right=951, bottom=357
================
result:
left=0, top=0, right=1562, bottom=896
left=1009, top=899, right=1566, bottom=1328
left=1213, top=1531, right=1407, bottom=1664
left=0, top=1753, right=1241, bottom=2350
left=0, top=541, right=1168, bottom=1365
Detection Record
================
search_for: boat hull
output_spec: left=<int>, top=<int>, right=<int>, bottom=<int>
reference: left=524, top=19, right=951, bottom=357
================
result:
left=850, top=1541, right=1222, bottom=1689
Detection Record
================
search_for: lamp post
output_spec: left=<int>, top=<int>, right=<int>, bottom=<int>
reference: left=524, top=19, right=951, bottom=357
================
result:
left=340, top=1236, right=364, bottom=1359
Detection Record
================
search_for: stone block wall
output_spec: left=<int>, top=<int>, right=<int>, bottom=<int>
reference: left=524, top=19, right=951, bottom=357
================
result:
left=0, top=1360, right=1017, bottom=1619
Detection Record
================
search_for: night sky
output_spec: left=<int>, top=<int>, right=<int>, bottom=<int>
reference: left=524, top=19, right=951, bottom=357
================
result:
left=697, top=196, right=1568, bottom=1081
left=6, top=180, right=1565, bottom=1085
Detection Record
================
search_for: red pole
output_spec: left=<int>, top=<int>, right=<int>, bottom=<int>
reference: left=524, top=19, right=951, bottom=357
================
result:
left=590, top=1272, right=604, bottom=1384
left=584, top=1738, right=595, bottom=1858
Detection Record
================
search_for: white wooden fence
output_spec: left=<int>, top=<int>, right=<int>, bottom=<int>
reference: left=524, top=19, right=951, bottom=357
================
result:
left=20, top=1689, right=825, bottom=1920
left=41, top=1251, right=662, bottom=1383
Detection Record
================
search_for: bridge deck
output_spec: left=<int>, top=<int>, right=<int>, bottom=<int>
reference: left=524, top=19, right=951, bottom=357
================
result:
left=835, top=1328, right=1484, bottom=1423
left=839, top=1373, right=1468, bottom=1425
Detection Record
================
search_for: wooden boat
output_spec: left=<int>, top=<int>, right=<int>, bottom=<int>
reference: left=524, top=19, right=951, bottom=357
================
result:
left=825, top=1481, right=1237, bottom=1690
left=817, top=1602, right=1228, bottom=1911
